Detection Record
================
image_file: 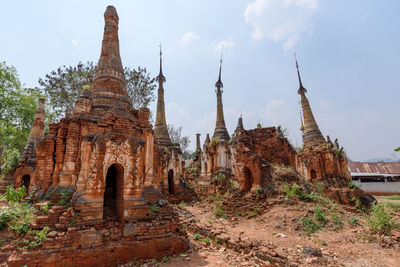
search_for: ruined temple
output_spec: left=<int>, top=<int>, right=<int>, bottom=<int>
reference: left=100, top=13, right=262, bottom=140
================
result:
left=294, top=56, right=351, bottom=184
left=153, top=45, right=183, bottom=197
left=11, top=6, right=187, bottom=266
left=196, top=55, right=352, bottom=198
left=201, top=58, right=233, bottom=180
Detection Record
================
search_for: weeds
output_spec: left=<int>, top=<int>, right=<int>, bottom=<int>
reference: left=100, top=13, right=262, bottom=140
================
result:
left=214, top=205, right=226, bottom=219
left=57, top=189, right=70, bottom=207
left=149, top=204, right=158, bottom=214
left=348, top=217, right=359, bottom=226
left=330, top=213, right=343, bottom=228
left=5, top=186, right=26, bottom=203
left=367, top=202, right=394, bottom=235
left=40, top=201, right=53, bottom=214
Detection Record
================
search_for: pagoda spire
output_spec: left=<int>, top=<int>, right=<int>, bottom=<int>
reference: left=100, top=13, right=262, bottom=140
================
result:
left=212, top=52, right=230, bottom=141
left=294, top=53, right=325, bottom=145
left=154, top=43, right=172, bottom=146
left=91, top=6, right=132, bottom=115
left=235, top=115, right=244, bottom=134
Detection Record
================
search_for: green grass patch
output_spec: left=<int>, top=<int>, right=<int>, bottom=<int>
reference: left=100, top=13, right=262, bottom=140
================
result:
left=383, top=195, right=400, bottom=200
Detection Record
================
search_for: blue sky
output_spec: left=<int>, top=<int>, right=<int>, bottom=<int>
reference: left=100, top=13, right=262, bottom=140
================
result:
left=1, top=0, right=399, bottom=161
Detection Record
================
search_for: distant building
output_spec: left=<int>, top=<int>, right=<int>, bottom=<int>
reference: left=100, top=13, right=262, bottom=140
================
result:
left=349, top=161, right=400, bottom=195
left=349, top=161, right=400, bottom=182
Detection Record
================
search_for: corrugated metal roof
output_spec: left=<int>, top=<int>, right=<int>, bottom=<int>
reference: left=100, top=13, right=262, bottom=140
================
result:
left=349, top=161, right=400, bottom=175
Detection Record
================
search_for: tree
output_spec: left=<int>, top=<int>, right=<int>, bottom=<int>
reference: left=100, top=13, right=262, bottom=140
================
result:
left=167, top=124, right=190, bottom=153
left=0, top=62, right=40, bottom=176
left=38, top=62, right=156, bottom=120
left=395, top=147, right=400, bottom=152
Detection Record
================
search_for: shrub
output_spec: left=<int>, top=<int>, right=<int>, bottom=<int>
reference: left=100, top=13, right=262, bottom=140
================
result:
left=283, top=184, right=299, bottom=199
left=314, top=207, right=325, bottom=223
left=193, top=233, right=201, bottom=241
left=0, top=209, right=12, bottom=230
left=41, top=201, right=53, bottom=214
left=214, top=205, right=226, bottom=218
left=5, top=185, right=26, bottom=203
left=57, top=189, right=70, bottom=207
left=348, top=217, right=359, bottom=226
left=367, top=202, right=394, bottom=235
left=330, top=213, right=343, bottom=228
left=149, top=204, right=158, bottom=214
left=178, top=202, right=186, bottom=209
left=201, top=237, right=210, bottom=245
left=8, top=202, right=36, bottom=235
left=347, top=182, right=359, bottom=189
left=210, top=138, right=219, bottom=147
left=301, top=217, right=319, bottom=234
left=23, top=227, right=49, bottom=249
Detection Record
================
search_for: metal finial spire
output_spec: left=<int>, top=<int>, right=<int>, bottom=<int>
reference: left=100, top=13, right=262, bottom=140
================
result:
left=294, top=52, right=306, bottom=95
left=215, top=45, right=224, bottom=89
left=157, top=42, right=165, bottom=83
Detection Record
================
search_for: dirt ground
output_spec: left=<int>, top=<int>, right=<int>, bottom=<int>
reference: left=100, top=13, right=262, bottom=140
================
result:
left=130, top=195, right=400, bottom=267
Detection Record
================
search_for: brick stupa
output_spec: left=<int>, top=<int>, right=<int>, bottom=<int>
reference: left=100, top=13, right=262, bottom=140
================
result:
left=11, top=6, right=188, bottom=266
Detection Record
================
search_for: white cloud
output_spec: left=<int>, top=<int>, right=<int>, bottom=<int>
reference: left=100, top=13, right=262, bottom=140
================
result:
left=71, top=39, right=78, bottom=47
left=244, top=0, right=318, bottom=51
left=180, top=32, right=199, bottom=44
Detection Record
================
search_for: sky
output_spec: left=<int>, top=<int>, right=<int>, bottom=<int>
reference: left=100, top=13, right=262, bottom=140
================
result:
left=1, top=0, right=399, bottom=161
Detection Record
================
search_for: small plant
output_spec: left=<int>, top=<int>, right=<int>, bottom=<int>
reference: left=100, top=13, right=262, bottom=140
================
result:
left=314, top=207, right=325, bottom=223
left=162, top=256, right=168, bottom=263
left=193, top=233, right=201, bottom=240
left=256, top=188, right=261, bottom=196
left=348, top=217, right=359, bottom=226
left=5, top=185, right=26, bottom=203
left=210, top=137, right=219, bottom=147
left=215, top=236, right=222, bottom=244
left=201, top=237, right=210, bottom=245
left=41, top=201, right=53, bottom=214
left=8, top=202, right=36, bottom=235
left=178, top=202, right=186, bottom=209
left=23, top=227, right=49, bottom=249
left=367, top=202, right=394, bottom=235
left=347, top=182, right=359, bottom=189
left=301, top=216, right=319, bottom=234
left=283, top=183, right=299, bottom=199
left=149, top=204, right=158, bottom=214
left=330, top=213, right=343, bottom=228
left=57, top=189, right=70, bottom=207
left=214, top=205, right=226, bottom=219
left=0, top=209, right=12, bottom=230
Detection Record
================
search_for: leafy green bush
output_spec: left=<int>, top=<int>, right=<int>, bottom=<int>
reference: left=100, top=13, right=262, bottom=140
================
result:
left=8, top=202, right=36, bottom=235
left=23, top=227, right=49, bottom=249
left=0, top=209, right=12, bottom=230
left=283, top=184, right=299, bottom=199
left=367, top=202, right=394, bottom=235
left=5, top=185, right=26, bottom=203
